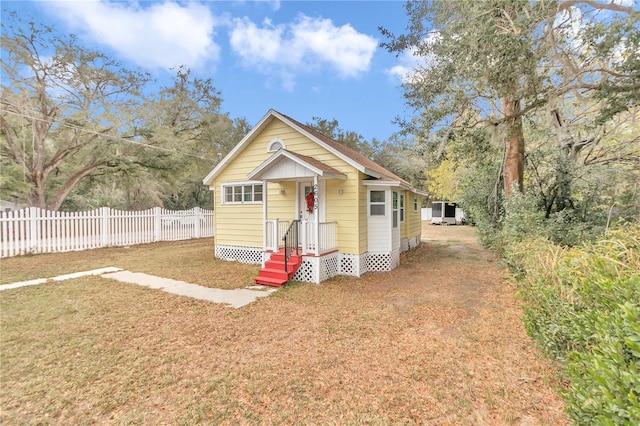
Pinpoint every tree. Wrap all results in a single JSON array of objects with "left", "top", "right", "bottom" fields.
[
  {"left": 369, "top": 134, "right": 428, "bottom": 189},
  {"left": 139, "top": 67, "right": 249, "bottom": 210},
  {"left": 1, "top": 14, "right": 151, "bottom": 210},
  {"left": 381, "top": 0, "right": 639, "bottom": 199},
  {"left": 1, "top": 15, "right": 246, "bottom": 211},
  {"left": 423, "top": 159, "right": 459, "bottom": 202},
  {"left": 306, "top": 116, "right": 374, "bottom": 158}
]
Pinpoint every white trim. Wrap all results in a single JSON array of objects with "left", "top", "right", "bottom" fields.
[
  {"left": 221, "top": 180, "right": 263, "bottom": 186},
  {"left": 392, "top": 191, "right": 399, "bottom": 229},
  {"left": 267, "top": 138, "right": 286, "bottom": 152},
  {"left": 247, "top": 149, "right": 346, "bottom": 181},
  {"left": 204, "top": 110, "right": 374, "bottom": 186},
  {"left": 363, "top": 179, "right": 413, "bottom": 190},
  {"left": 203, "top": 111, "right": 277, "bottom": 186},
  {"left": 262, "top": 178, "right": 268, "bottom": 266},
  {"left": 202, "top": 109, "right": 425, "bottom": 194},
  {"left": 221, "top": 181, "right": 264, "bottom": 205},
  {"left": 369, "top": 189, "right": 386, "bottom": 217}
]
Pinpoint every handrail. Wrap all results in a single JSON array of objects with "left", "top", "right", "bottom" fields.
[{"left": 282, "top": 219, "right": 300, "bottom": 272}]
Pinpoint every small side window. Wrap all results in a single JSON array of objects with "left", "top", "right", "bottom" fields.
[
  {"left": 370, "top": 190, "right": 385, "bottom": 216},
  {"left": 392, "top": 191, "right": 398, "bottom": 228}
]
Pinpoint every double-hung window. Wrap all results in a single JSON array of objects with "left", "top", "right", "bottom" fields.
[
  {"left": 399, "top": 194, "right": 405, "bottom": 223},
  {"left": 392, "top": 191, "right": 399, "bottom": 228},
  {"left": 370, "top": 190, "right": 386, "bottom": 216},
  {"left": 222, "top": 182, "right": 263, "bottom": 204}
]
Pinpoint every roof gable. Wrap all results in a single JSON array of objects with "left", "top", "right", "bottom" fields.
[
  {"left": 247, "top": 149, "right": 347, "bottom": 181},
  {"left": 203, "top": 109, "right": 412, "bottom": 189}
]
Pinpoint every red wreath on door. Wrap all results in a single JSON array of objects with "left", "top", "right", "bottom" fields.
[{"left": 306, "top": 191, "right": 315, "bottom": 213}]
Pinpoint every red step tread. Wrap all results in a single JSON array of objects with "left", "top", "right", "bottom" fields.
[{"left": 253, "top": 275, "right": 287, "bottom": 287}]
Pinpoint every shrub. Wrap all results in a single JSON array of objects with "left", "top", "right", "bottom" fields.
[{"left": 513, "top": 226, "right": 640, "bottom": 424}]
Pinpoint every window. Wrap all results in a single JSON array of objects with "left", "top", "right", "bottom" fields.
[
  {"left": 392, "top": 191, "right": 398, "bottom": 228},
  {"left": 267, "top": 138, "right": 286, "bottom": 152},
  {"left": 370, "top": 190, "right": 385, "bottom": 216},
  {"left": 222, "top": 182, "right": 263, "bottom": 204},
  {"left": 400, "top": 194, "right": 405, "bottom": 223},
  {"left": 414, "top": 196, "right": 418, "bottom": 212}
]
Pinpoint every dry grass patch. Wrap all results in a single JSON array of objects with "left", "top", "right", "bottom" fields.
[
  {"left": 1, "top": 228, "right": 568, "bottom": 424},
  {"left": 0, "top": 238, "right": 258, "bottom": 290}
]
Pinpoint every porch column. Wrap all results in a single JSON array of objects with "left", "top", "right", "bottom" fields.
[
  {"left": 262, "top": 179, "right": 267, "bottom": 267},
  {"left": 313, "top": 174, "right": 319, "bottom": 256}
]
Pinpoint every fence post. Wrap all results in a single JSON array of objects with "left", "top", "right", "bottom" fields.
[
  {"left": 154, "top": 207, "right": 161, "bottom": 242},
  {"left": 194, "top": 207, "right": 201, "bottom": 239},
  {"left": 29, "top": 207, "right": 38, "bottom": 254},
  {"left": 101, "top": 207, "right": 110, "bottom": 247}
]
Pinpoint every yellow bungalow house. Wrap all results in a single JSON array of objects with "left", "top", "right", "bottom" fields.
[{"left": 202, "top": 109, "right": 425, "bottom": 285}]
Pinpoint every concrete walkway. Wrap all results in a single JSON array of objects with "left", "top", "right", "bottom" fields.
[
  {"left": 1, "top": 267, "right": 278, "bottom": 309},
  {"left": 101, "top": 270, "right": 277, "bottom": 308}
]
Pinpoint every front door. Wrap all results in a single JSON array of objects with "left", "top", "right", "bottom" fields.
[{"left": 299, "top": 182, "right": 314, "bottom": 222}]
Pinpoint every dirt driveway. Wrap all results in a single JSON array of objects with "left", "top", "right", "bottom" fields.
[{"left": 330, "top": 224, "right": 570, "bottom": 424}]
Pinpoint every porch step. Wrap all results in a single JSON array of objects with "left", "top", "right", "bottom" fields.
[
  {"left": 254, "top": 275, "right": 289, "bottom": 287},
  {"left": 254, "top": 250, "right": 303, "bottom": 287}
]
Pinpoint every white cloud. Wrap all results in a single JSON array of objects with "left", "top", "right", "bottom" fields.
[
  {"left": 385, "top": 33, "right": 439, "bottom": 84},
  {"left": 385, "top": 49, "right": 420, "bottom": 84},
  {"left": 49, "top": 0, "right": 220, "bottom": 70},
  {"left": 229, "top": 14, "right": 377, "bottom": 89},
  {"left": 268, "top": 0, "right": 281, "bottom": 11}
]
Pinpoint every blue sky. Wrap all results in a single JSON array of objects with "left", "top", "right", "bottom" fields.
[{"left": 3, "top": 0, "right": 419, "bottom": 142}]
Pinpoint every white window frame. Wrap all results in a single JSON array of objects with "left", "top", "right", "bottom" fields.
[
  {"left": 267, "top": 138, "right": 286, "bottom": 152},
  {"left": 221, "top": 181, "right": 263, "bottom": 204},
  {"left": 369, "top": 190, "right": 386, "bottom": 216},
  {"left": 392, "top": 191, "right": 399, "bottom": 228},
  {"left": 400, "top": 193, "right": 405, "bottom": 223},
  {"left": 414, "top": 195, "right": 418, "bottom": 212}
]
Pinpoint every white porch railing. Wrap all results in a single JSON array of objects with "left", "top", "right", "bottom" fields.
[
  {"left": 264, "top": 219, "right": 337, "bottom": 255},
  {"left": 265, "top": 219, "right": 290, "bottom": 252},
  {"left": 300, "top": 220, "right": 337, "bottom": 255}
]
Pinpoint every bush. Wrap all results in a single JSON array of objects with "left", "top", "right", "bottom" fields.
[{"left": 512, "top": 226, "right": 640, "bottom": 424}]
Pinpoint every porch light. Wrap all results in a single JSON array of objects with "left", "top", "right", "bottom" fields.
[
  {"left": 338, "top": 187, "right": 344, "bottom": 195},
  {"left": 280, "top": 186, "right": 286, "bottom": 195}
]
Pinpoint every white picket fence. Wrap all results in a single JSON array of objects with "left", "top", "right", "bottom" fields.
[{"left": 0, "top": 206, "right": 214, "bottom": 258}]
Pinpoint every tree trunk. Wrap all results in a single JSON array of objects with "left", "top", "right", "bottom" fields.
[{"left": 502, "top": 98, "right": 525, "bottom": 197}]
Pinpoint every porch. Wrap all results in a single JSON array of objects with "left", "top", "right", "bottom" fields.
[{"left": 264, "top": 219, "right": 337, "bottom": 256}]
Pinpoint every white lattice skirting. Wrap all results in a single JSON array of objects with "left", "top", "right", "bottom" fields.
[
  {"left": 215, "top": 243, "right": 417, "bottom": 283},
  {"left": 215, "top": 244, "right": 263, "bottom": 264}
]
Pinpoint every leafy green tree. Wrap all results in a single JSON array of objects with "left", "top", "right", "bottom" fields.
[
  {"left": 306, "top": 117, "right": 428, "bottom": 188},
  {"left": 381, "top": 0, "right": 639, "bottom": 200},
  {"left": 1, "top": 14, "right": 151, "bottom": 210},
  {"left": 138, "top": 67, "right": 249, "bottom": 210},
  {"left": 1, "top": 15, "right": 246, "bottom": 211},
  {"left": 369, "top": 134, "right": 428, "bottom": 189},
  {"left": 306, "top": 116, "right": 374, "bottom": 158}
]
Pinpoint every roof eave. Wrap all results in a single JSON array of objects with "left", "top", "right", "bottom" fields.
[
  {"left": 272, "top": 111, "right": 371, "bottom": 175},
  {"left": 247, "top": 149, "right": 347, "bottom": 181},
  {"left": 202, "top": 110, "right": 278, "bottom": 186}
]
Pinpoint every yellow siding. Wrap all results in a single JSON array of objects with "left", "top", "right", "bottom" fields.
[
  {"left": 406, "top": 193, "right": 422, "bottom": 239},
  {"left": 324, "top": 174, "right": 361, "bottom": 254},
  {"left": 358, "top": 172, "right": 368, "bottom": 253},
  {"left": 268, "top": 181, "right": 296, "bottom": 222},
  {"left": 214, "top": 118, "right": 363, "bottom": 253}
]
